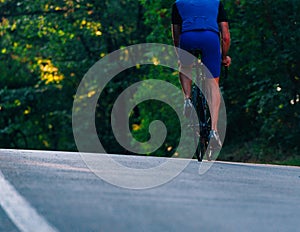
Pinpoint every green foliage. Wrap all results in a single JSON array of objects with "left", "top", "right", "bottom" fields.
[
  {"left": 139, "top": 0, "right": 173, "bottom": 43},
  {"left": 223, "top": 0, "right": 300, "bottom": 156},
  {"left": 0, "top": 0, "right": 299, "bottom": 162},
  {"left": 138, "top": 0, "right": 300, "bottom": 161},
  {"left": 129, "top": 65, "right": 184, "bottom": 157},
  {"left": 0, "top": 0, "right": 149, "bottom": 151}
]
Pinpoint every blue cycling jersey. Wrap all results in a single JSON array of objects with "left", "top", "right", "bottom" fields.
[{"left": 175, "top": 0, "right": 220, "bottom": 33}]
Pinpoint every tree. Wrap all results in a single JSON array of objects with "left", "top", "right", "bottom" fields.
[
  {"left": 222, "top": 0, "right": 300, "bottom": 161},
  {"left": 138, "top": 0, "right": 300, "bottom": 162},
  {"left": 0, "top": 0, "right": 149, "bottom": 151},
  {"left": 0, "top": 0, "right": 299, "bottom": 163}
]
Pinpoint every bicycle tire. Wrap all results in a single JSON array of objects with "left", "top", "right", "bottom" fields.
[
  {"left": 190, "top": 85, "right": 202, "bottom": 161},
  {"left": 191, "top": 85, "right": 212, "bottom": 161},
  {"left": 190, "top": 62, "right": 212, "bottom": 162},
  {"left": 200, "top": 88, "right": 212, "bottom": 161}
]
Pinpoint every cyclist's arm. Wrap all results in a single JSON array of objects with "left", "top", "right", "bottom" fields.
[
  {"left": 219, "top": 22, "right": 231, "bottom": 66},
  {"left": 171, "top": 3, "right": 182, "bottom": 57},
  {"left": 218, "top": 2, "right": 231, "bottom": 66},
  {"left": 171, "top": 24, "right": 181, "bottom": 48}
]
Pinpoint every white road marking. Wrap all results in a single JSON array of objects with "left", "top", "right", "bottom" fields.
[{"left": 0, "top": 170, "right": 58, "bottom": 232}]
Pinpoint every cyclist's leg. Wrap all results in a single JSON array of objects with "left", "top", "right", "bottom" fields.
[
  {"left": 200, "top": 31, "right": 221, "bottom": 132},
  {"left": 178, "top": 32, "right": 195, "bottom": 99},
  {"left": 178, "top": 64, "right": 194, "bottom": 117},
  {"left": 179, "top": 64, "right": 193, "bottom": 99},
  {"left": 206, "top": 78, "right": 221, "bottom": 132},
  {"left": 178, "top": 32, "right": 196, "bottom": 116}
]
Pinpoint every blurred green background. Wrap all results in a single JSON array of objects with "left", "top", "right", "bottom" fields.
[{"left": 0, "top": 0, "right": 299, "bottom": 165}]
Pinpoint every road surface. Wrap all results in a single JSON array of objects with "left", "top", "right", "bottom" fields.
[{"left": 0, "top": 149, "right": 299, "bottom": 232}]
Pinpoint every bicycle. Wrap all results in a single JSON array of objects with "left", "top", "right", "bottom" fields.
[{"left": 188, "top": 51, "right": 227, "bottom": 162}]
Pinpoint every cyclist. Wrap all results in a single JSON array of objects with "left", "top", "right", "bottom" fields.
[{"left": 171, "top": 0, "right": 231, "bottom": 148}]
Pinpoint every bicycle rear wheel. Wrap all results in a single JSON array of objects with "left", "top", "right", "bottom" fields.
[
  {"left": 191, "top": 85, "right": 211, "bottom": 162},
  {"left": 190, "top": 86, "right": 203, "bottom": 161},
  {"left": 199, "top": 91, "right": 211, "bottom": 161}
]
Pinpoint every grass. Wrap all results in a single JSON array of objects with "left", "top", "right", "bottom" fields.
[
  {"left": 271, "top": 158, "right": 300, "bottom": 166},
  {"left": 219, "top": 139, "right": 300, "bottom": 167}
]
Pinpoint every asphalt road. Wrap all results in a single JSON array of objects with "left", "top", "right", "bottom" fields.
[{"left": 0, "top": 149, "right": 299, "bottom": 232}]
